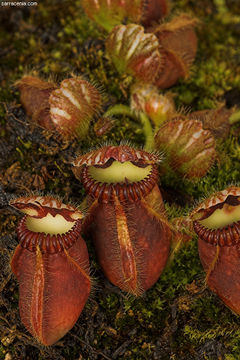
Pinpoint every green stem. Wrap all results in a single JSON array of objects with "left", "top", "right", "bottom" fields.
[
  {"left": 139, "top": 112, "right": 154, "bottom": 151},
  {"left": 103, "top": 104, "right": 155, "bottom": 151},
  {"left": 229, "top": 110, "right": 240, "bottom": 124},
  {"left": 103, "top": 104, "right": 136, "bottom": 119}
]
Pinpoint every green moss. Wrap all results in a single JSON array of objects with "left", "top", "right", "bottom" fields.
[
  {"left": 1, "top": 0, "right": 240, "bottom": 359},
  {"left": 0, "top": 345, "right": 5, "bottom": 360}
]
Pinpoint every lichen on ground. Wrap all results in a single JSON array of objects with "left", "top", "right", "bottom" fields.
[{"left": 1, "top": 0, "right": 240, "bottom": 359}]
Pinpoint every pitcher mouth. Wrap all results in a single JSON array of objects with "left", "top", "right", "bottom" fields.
[
  {"left": 81, "top": 160, "right": 159, "bottom": 203},
  {"left": 10, "top": 195, "right": 84, "bottom": 253},
  {"left": 72, "top": 145, "right": 161, "bottom": 203},
  {"left": 17, "top": 215, "right": 82, "bottom": 254},
  {"left": 191, "top": 188, "right": 240, "bottom": 247}
]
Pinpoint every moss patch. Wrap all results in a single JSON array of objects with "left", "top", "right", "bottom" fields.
[{"left": 1, "top": 0, "right": 240, "bottom": 359}]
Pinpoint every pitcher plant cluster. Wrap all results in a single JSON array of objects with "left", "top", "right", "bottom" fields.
[{"left": 5, "top": 0, "right": 240, "bottom": 347}]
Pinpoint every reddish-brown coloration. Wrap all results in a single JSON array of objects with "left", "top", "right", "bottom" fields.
[
  {"left": 49, "top": 78, "right": 102, "bottom": 139},
  {"left": 16, "top": 215, "right": 83, "bottom": 253},
  {"left": 130, "top": 83, "right": 175, "bottom": 127},
  {"left": 189, "top": 106, "right": 233, "bottom": 139},
  {"left": 72, "top": 145, "right": 171, "bottom": 295},
  {"left": 106, "top": 24, "right": 162, "bottom": 83},
  {"left": 84, "top": 186, "right": 170, "bottom": 295},
  {"left": 198, "top": 239, "right": 240, "bottom": 314},
  {"left": 15, "top": 76, "right": 57, "bottom": 130},
  {"left": 82, "top": 0, "right": 169, "bottom": 32},
  {"left": 80, "top": 163, "right": 159, "bottom": 203},
  {"left": 191, "top": 187, "right": 240, "bottom": 314},
  {"left": 106, "top": 15, "right": 198, "bottom": 88},
  {"left": 152, "top": 14, "right": 198, "bottom": 89},
  {"left": 154, "top": 119, "right": 216, "bottom": 178},
  {"left": 141, "top": 0, "right": 170, "bottom": 27},
  {"left": 171, "top": 216, "right": 194, "bottom": 245},
  {"left": 10, "top": 196, "right": 91, "bottom": 346},
  {"left": 73, "top": 144, "right": 160, "bottom": 168},
  {"left": 16, "top": 76, "right": 102, "bottom": 139},
  {"left": 94, "top": 116, "right": 115, "bottom": 136},
  {"left": 82, "top": 0, "right": 142, "bottom": 32}
]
